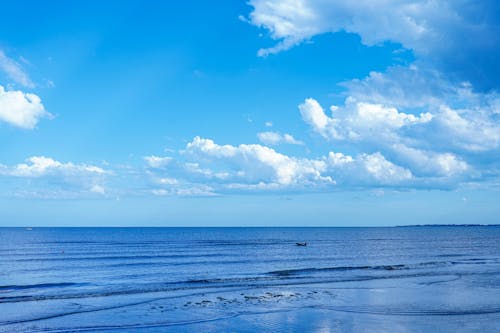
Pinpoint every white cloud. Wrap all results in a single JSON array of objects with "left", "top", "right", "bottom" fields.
[
  {"left": 0, "top": 50, "right": 34, "bottom": 88},
  {"left": 326, "top": 150, "right": 413, "bottom": 186},
  {"left": 0, "top": 156, "right": 108, "bottom": 197},
  {"left": 341, "top": 65, "right": 450, "bottom": 109},
  {"left": 90, "top": 184, "right": 106, "bottom": 194},
  {"left": 175, "top": 185, "right": 217, "bottom": 197},
  {"left": 361, "top": 152, "right": 413, "bottom": 184},
  {"left": 339, "top": 66, "right": 500, "bottom": 154},
  {"left": 151, "top": 185, "right": 217, "bottom": 197},
  {"left": 299, "top": 98, "right": 343, "bottom": 139},
  {"left": 0, "top": 85, "right": 51, "bottom": 129},
  {"left": 299, "top": 93, "right": 500, "bottom": 154},
  {"left": 328, "top": 152, "right": 353, "bottom": 166},
  {"left": 248, "top": 0, "right": 441, "bottom": 56},
  {"left": 338, "top": 66, "right": 500, "bottom": 155},
  {"left": 144, "top": 155, "right": 173, "bottom": 168},
  {"left": 139, "top": 132, "right": 481, "bottom": 193},
  {"left": 184, "top": 162, "right": 230, "bottom": 180},
  {"left": 246, "top": 0, "right": 499, "bottom": 188},
  {"left": 342, "top": 65, "right": 500, "bottom": 117},
  {"left": 257, "top": 131, "right": 303, "bottom": 145},
  {"left": 247, "top": 0, "right": 500, "bottom": 90},
  {"left": 353, "top": 101, "right": 432, "bottom": 132},
  {"left": 6, "top": 156, "right": 105, "bottom": 178},
  {"left": 436, "top": 106, "right": 500, "bottom": 152},
  {"left": 180, "top": 137, "right": 422, "bottom": 190},
  {"left": 299, "top": 97, "right": 432, "bottom": 142},
  {"left": 391, "top": 144, "right": 468, "bottom": 177},
  {"left": 158, "top": 177, "right": 179, "bottom": 185},
  {"left": 184, "top": 136, "right": 331, "bottom": 187},
  {"left": 298, "top": 97, "right": 487, "bottom": 185}
]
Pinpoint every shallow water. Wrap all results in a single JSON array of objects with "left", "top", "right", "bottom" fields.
[{"left": 0, "top": 227, "right": 499, "bottom": 332}]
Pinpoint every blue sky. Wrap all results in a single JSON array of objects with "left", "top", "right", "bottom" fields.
[{"left": 0, "top": 0, "right": 499, "bottom": 226}]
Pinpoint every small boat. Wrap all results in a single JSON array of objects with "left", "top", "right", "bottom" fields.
[
  {"left": 25, "top": 227, "right": 33, "bottom": 231},
  {"left": 296, "top": 242, "right": 307, "bottom": 246}
]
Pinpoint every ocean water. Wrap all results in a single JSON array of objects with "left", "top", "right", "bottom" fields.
[{"left": 0, "top": 227, "right": 499, "bottom": 332}]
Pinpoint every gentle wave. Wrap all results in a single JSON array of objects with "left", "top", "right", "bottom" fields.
[
  {"left": 315, "top": 304, "right": 500, "bottom": 316},
  {"left": 268, "top": 261, "right": 454, "bottom": 276},
  {"left": 0, "top": 271, "right": 479, "bottom": 304},
  {"left": 0, "top": 282, "right": 83, "bottom": 291},
  {"left": 268, "top": 258, "right": 500, "bottom": 276},
  {"left": 1, "top": 258, "right": 496, "bottom": 304}
]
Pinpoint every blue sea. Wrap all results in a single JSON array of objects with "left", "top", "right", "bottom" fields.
[{"left": 0, "top": 227, "right": 499, "bottom": 332}]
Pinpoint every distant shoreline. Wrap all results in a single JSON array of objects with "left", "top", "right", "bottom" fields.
[
  {"left": 2, "top": 224, "right": 500, "bottom": 228},
  {"left": 396, "top": 224, "right": 500, "bottom": 227}
]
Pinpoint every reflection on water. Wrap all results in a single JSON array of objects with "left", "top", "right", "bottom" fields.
[{"left": 0, "top": 226, "right": 499, "bottom": 332}]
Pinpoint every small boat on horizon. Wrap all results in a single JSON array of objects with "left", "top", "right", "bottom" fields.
[
  {"left": 25, "top": 227, "right": 33, "bottom": 231},
  {"left": 296, "top": 242, "right": 307, "bottom": 246}
]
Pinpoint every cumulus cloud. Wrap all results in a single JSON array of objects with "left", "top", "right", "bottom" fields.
[
  {"left": 360, "top": 152, "right": 413, "bottom": 184},
  {"left": 341, "top": 65, "right": 500, "bottom": 114},
  {"left": 257, "top": 131, "right": 303, "bottom": 145},
  {"left": 247, "top": 0, "right": 500, "bottom": 186},
  {"left": 0, "top": 50, "right": 34, "bottom": 88},
  {"left": 435, "top": 106, "right": 500, "bottom": 152},
  {"left": 326, "top": 150, "right": 413, "bottom": 186},
  {"left": 137, "top": 131, "right": 484, "bottom": 194},
  {"left": 3, "top": 142, "right": 468, "bottom": 198},
  {"left": 298, "top": 98, "right": 341, "bottom": 139},
  {"left": 325, "top": 148, "right": 471, "bottom": 188},
  {"left": 390, "top": 144, "right": 468, "bottom": 178},
  {"left": 5, "top": 156, "right": 106, "bottom": 177},
  {"left": 0, "top": 156, "right": 108, "bottom": 198},
  {"left": 307, "top": 88, "right": 499, "bottom": 149},
  {"left": 247, "top": 0, "right": 500, "bottom": 90},
  {"left": 248, "top": 0, "right": 450, "bottom": 54},
  {"left": 336, "top": 66, "right": 500, "bottom": 153},
  {"left": 0, "top": 85, "right": 51, "bottom": 129},
  {"left": 144, "top": 155, "right": 173, "bottom": 169},
  {"left": 341, "top": 65, "right": 452, "bottom": 109},
  {"left": 298, "top": 96, "right": 494, "bottom": 184},
  {"left": 184, "top": 136, "right": 330, "bottom": 187},
  {"left": 179, "top": 136, "right": 457, "bottom": 189},
  {"left": 299, "top": 97, "right": 432, "bottom": 142}
]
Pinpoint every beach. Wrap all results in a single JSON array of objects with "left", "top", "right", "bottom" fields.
[{"left": 0, "top": 227, "right": 499, "bottom": 332}]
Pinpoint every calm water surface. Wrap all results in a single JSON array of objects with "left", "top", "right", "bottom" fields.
[{"left": 0, "top": 227, "right": 499, "bottom": 332}]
